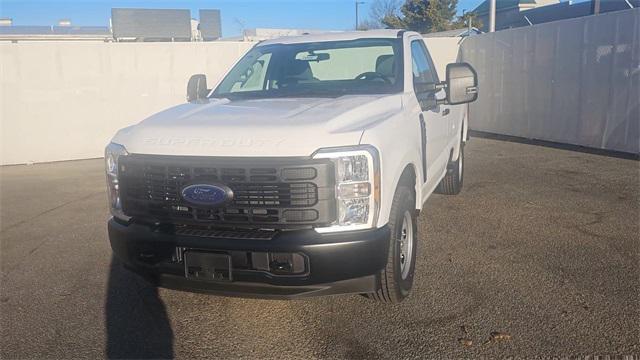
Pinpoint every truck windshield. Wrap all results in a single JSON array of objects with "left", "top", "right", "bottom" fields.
[{"left": 212, "top": 38, "right": 403, "bottom": 100}]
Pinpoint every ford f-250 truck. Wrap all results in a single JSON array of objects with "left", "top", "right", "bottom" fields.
[{"left": 106, "top": 30, "right": 478, "bottom": 303}]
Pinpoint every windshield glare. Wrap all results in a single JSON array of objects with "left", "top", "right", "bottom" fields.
[{"left": 212, "top": 38, "right": 403, "bottom": 100}]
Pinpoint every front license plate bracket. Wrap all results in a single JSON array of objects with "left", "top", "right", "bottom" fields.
[{"left": 184, "top": 251, "right": 232, "bottom": 282}]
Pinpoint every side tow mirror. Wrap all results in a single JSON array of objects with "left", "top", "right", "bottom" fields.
[
  {"left": 187, "top": 74, "right": 210, "bottom": 103},
  {"left": 445, "top": 63, "right": 478, "bottom": 105},
  {"left": 414, "top": 81, "right": 444, "bottom": 110}
]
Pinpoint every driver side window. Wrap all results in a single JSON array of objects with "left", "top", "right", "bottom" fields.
[{"left": 411, "top": 40, "right": 437, "bottom": 85}]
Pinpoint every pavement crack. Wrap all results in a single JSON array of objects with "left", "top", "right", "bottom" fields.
[
  {"left": 0, "top": 191, "right": 104, "bottom": 234},
  {"left": 1, "top": 191, "right": 104, "bottom": 281}
]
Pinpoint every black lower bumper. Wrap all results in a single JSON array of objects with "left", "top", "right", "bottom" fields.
[{"left": 108, "top": 219, "right": 390, "bottom": 299}]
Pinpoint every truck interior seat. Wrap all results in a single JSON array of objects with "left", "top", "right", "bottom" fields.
[
  {"left": 279, "top": 60, "right": 315, "bottom": 86},
  {"left": 375, "top": 54, "right": 395, "bottom": 82}
]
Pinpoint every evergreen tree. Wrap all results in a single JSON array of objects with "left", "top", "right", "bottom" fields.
[{"left": 382, "top": 0, "right": 459, "bottom": 33}]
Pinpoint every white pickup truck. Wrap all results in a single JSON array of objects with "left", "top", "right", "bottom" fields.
[{"left": 106, "top": 30, "right": 478, "bottom": 303}]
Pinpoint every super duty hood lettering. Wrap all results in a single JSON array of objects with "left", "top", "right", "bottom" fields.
[{"left": 142, "top": 137, "right": 287, "bottom": 148}]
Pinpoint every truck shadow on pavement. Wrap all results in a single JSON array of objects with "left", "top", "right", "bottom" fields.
[{"left": 105, "top": 256, "right": 174, "bottom": 359}]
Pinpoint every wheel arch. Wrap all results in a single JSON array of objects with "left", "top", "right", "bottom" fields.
[
  {"left": 462, "top": 103, "right": 469, "bottom": 143},
  {"left": 377, "top": 160, "right": 421, "bottom": 228},
  {"left": 394, "top": 163, "right": 420, "bottom": 212},
  {"left": 452, "top": 107, "right": 468, "bottom": 161}
]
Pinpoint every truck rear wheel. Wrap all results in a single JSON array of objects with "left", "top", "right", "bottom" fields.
[
  {"left": 367, "top": 186, "right": 417, "bottom": 303},
  {"left": 437, "top": 136, "right": 464, "bottom": 195}
]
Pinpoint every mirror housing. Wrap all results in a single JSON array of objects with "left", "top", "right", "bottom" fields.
[
  {"left": 187, "top": 74, "right": 210, "bottom": 103},
  {"left": 445, "top": 63, "right": 478, "bottom": 105}
]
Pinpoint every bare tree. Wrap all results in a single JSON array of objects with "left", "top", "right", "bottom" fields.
[
  {"left": 357, "top": 19, "right": 382, "bottom": 30},
  {"left": 234, "top": 18, "right": 247, "bottom": 34},
  {"left": 368, "top": 0, "right": 403, "bottom": 28}
]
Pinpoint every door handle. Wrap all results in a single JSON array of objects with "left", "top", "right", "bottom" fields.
[{"left": 442, "top": 108, "right": 450, "bottom": 116}]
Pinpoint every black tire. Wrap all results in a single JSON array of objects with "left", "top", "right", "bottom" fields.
[
  {"left": 367, "top": 186, "right": 418, "bottom": 303},
  {"left": 437, "top": 137, "right": 464, "bottom": 195}
]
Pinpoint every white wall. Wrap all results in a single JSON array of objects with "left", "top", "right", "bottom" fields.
[
  {"left": 0, "top": 41, "right": 254, "bottom": 165},
  {"left": 423, "top": 37, "right": 463, "bottom": 79}
]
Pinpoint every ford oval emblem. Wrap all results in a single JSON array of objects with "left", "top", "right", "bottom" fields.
[{"left": 180, "top": 183, "right": 233, "bottom": 207}]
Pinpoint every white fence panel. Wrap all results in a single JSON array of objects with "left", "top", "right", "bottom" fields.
[{"left": 462, "top": 8, "right": 639, "bottom": 154}]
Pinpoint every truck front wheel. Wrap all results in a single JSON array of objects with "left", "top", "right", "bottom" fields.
[{"left": 367, "top": 186, "right": 417, "bottom": 303}]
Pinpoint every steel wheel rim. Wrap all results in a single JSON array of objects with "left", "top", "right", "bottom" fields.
[{"left": 399, "top": 210, "right": 414, "bottom": 279}]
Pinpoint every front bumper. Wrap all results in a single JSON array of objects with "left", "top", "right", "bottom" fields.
[{"left": 108, "top": 219, "right": 390, "bottom": 299}]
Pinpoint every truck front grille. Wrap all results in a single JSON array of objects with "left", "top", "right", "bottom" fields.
[{"left": 118, "top": 155, "right": 336, "bottom": 229}]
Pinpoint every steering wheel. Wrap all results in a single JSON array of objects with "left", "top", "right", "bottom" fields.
[{"left": 354, "top": 71, "right": 391, "bottom": 84}]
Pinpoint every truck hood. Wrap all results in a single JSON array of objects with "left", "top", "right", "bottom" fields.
[{"left": 112, "top": 94, "right": 403, "bottom": 157}]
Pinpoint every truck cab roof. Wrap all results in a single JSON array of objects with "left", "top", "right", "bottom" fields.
[{"left": 258, "top": 29, "right": 412, "bottom": 46}]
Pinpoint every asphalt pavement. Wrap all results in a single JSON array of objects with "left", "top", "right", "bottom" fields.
[{"left": 1, "top": 137, "right": 638, "bottom": 358}]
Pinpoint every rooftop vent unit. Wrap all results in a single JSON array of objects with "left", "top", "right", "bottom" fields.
[{"left": 111, "top": 8, "right": 191, "bottom": 42}]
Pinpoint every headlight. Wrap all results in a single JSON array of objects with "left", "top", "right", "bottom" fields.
[
  {"left": 313, "top": 145, "right": 380, "bottom": 233},
  {"left": 105, "top": 142, "right": 130, "bottom": 222}
]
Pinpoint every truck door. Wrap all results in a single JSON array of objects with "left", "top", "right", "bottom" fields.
[{"left": 409, "top": 37, "right": 451, "bottom": 192}]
